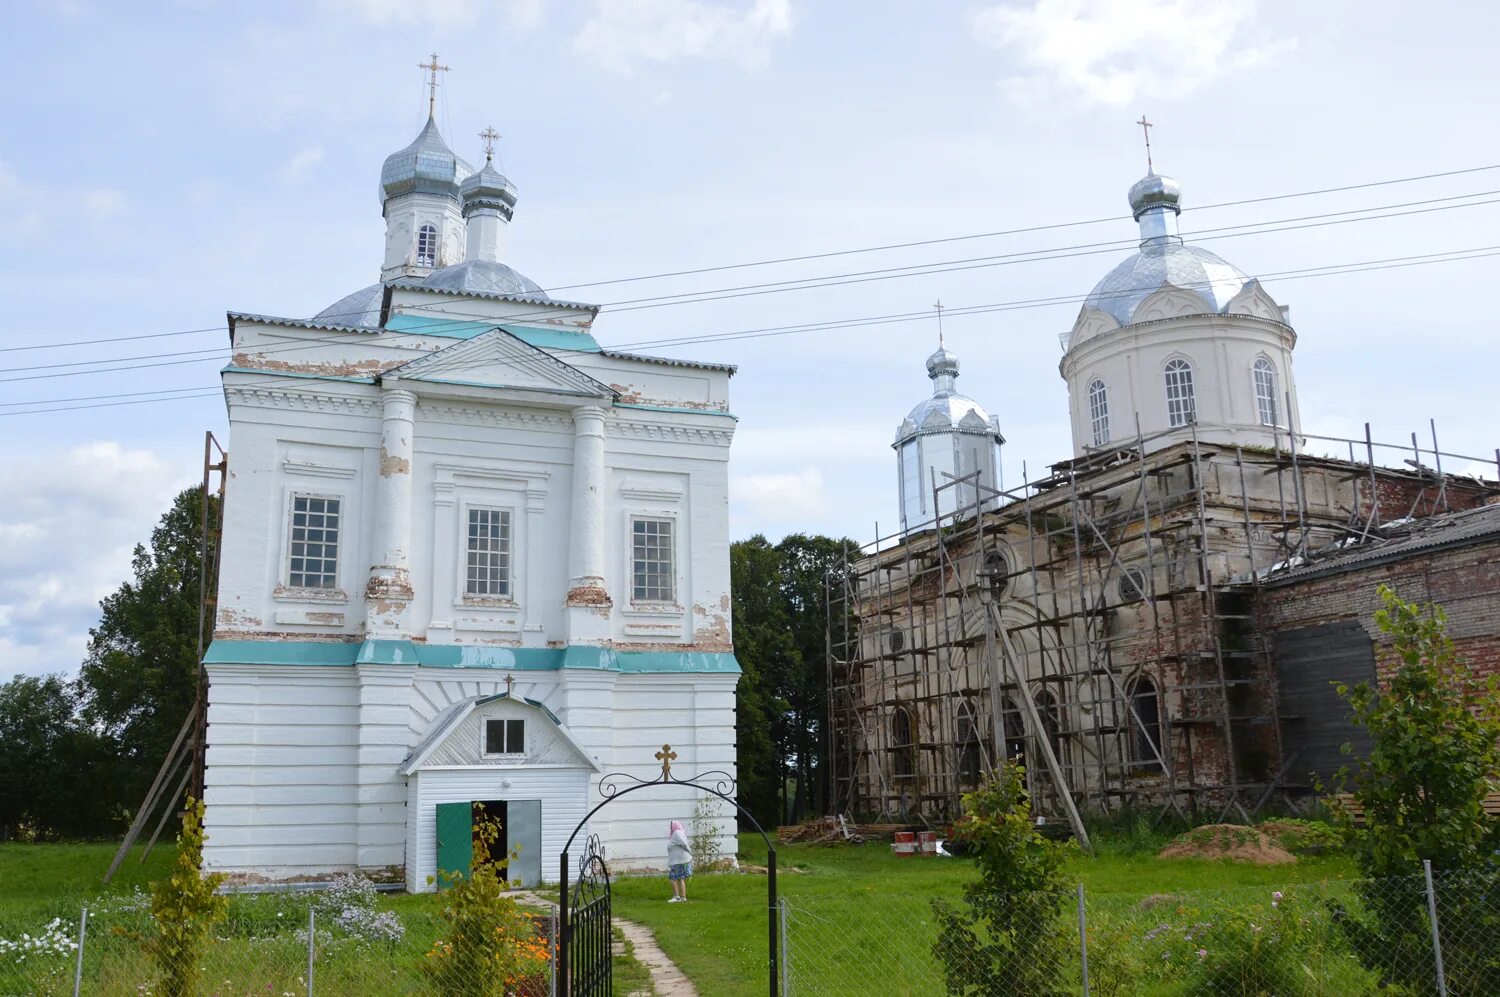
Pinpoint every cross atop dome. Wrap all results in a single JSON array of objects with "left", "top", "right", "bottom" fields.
[{"left": 419, "top": 52, "right": 449, "bottom": 118}]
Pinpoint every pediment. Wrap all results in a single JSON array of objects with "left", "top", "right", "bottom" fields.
[
  {"left": 957, "top": 410, "right": 990, "bottom": 431},
  {"left": 389, "top": 328, "right": 615, "bottom": 400},
  {"left": 1068, "top": 306, "right": 1121, "bottom": 349},
  {"left": 1134, "top": 285, "right": 1213, "bottom": 323},
  {"left": 399, "top": 694, "right": 602, "bottom": 774},
  {"left": 1225, "top": 279, "right": 1284, "bottom": 322}
]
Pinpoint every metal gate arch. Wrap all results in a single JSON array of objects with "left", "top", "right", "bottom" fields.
[{"left": 558, "top": 744, "right": 780, "bottom": 996}]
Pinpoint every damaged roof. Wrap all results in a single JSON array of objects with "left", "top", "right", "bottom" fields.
[{"left": 1259, "top": 503, "right": 1500, "bottom": 586}]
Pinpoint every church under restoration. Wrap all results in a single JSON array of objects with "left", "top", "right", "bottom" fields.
[
  {"left": 202, "top": 93, "right": 739, "bottom": 888},
  {"left": 830, "top": 166, "right": 1500, "bottom": 832}
]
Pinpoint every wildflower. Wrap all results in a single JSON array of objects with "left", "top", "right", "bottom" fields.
[{"left": 1196, "top": 948, "right": 1208, "bottom": 959}]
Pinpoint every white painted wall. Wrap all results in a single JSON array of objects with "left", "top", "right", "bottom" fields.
[{"left": 1059, "top": 284, "right": 1300, "bottom": 456}]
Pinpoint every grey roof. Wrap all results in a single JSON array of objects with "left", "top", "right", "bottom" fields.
[
  {"left": 1085, "top": 241, "right": 1252, "bottom": 327},
  {"left": 1260, "top": 503, "right": 1500, "bottom": 586},
  {"left": 389, "top": 276, "right": 596, "bottom": 311},
  {"left": 423, "top": 260, "right": 547, "bottom": 298},
  {"left": 311, "top": 283, "right": 386, "bottom": 329},
  {"left": 380, "top": 116, "right": 473, "bottom": 202},
  {"left": 460, "top": 161, "right": 518, "bottom": 217},
  {"left": 227, "top": 310, "right": 378, "bottom": 336},
  {"left": 598, "top": 348, "right": 737, "bottom": 374}
]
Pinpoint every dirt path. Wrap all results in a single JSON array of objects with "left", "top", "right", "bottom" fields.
[{"left": 510, "top": 889, "right": 698, "bottom": 997}]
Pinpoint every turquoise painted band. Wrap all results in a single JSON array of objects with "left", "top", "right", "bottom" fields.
[{"left": 204, "top": 639, "right": 741, "bottom": 674}]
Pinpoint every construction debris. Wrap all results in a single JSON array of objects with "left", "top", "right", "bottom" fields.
[{"left": 777, "top": 814, "right": 865, "bottom": 845}]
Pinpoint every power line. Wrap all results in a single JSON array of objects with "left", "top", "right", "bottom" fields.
[
  {"left": 6, "top": 160, "right": 1500, "bottom": 355},
  {"left": 3, "top": 242, "right": 1495, "bottom": 418},
  {"left": 7, "top": 187, "right": 1500, "bottom": 382}
]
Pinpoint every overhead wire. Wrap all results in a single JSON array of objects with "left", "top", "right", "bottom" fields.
[
  {"left": 5, "top": 160, "right": 1500, "bottom": 355},
  {"left": 3, "top": 241, "right": 1496, "bottom": 418}
]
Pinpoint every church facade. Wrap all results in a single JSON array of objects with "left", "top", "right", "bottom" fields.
[{"left": 203, "top": 105, "right": 738, "bottom": 888}]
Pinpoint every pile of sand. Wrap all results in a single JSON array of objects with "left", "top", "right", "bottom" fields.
[{"left": 1157, "top": 824, "right": 1297, "bottom": 865}]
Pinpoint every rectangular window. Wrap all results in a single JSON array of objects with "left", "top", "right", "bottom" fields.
[
  {"left": 1164, "top": 360, "right": 1196, "bottom": 428},
  {"left": 465, "top": 508, "right": 512, "bottom": 597},
  {"left": 631, "top": 517, "right": 676, "bottom": 603},
  {"left": 484, "top": 718, "right": 525, "bottom": 755},
  {"left": 1254, "top": 360, "right": 1279, "bottom": 427},
  {"left": 288, "top": 495, "right": 340, "bottom": 589}
]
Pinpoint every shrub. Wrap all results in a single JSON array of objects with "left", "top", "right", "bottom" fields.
[
  {"left": 1328, "top": 586, "right": 1500, "bottom": 992},
  {"left": 1143, "top": 888, "right": 1335, "bottom": 995},
  {"left": 689, "top": 794, "right": 724, "bottom": 870},
  {"left": 130, "top": 797, "right": 228, "bottom": 997},
  {"left": 424, "top": 805, "right": 550, "bottom": 996},
  {"left": 930, "top": 763, "right": 1071, "bottom": 996}
]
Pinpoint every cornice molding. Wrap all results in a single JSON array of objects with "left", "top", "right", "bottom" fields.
[
  {"left": 225, "top": 385, "right": 380, "bottom": 416},
  {"left": 606, "top": 419, "right": 735, "bottom": 447}
]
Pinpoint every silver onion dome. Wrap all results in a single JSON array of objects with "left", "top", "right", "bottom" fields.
[
  {"left": 380, "top": 116, "right": 474, "bottom": 202},
  {"left": 460, "top": 162, "right": 518, "bottom": 221},
  {"left": 422, "top": 260, "right": 547, "bottom": 298},
  {"left": 896, "top": 347, "right": 1001, "bottom": 443},
  {"left": 1082, "top": 172, "right": 1252, "bottom": 328}
]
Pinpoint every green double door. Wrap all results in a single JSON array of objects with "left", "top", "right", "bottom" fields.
[{"left": 436, "top": 798, "right": 543, "bottom": 888}]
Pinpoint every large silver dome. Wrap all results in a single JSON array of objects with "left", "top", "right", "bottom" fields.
[
  {"left": 380, "top": 116, "right": 473, "bottom": 202},
  {"left": 896, "top": 347, "right": 999, "bottom": 442},
  {"left": 1085, "top": 242, "right": 1251, "bottom": 327},
  {"left": 310, "top": 261, "right": 550, "bottom": 330},
  {"left": 1084, "top": 171, "right": 1251, "bottom": 328}
]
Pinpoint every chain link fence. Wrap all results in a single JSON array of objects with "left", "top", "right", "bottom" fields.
[
  {"left": 0, "top": 884, "right": 559, "bottom": 997},
  {"left": 780, "top": 864, "right": 1499, "bottom": 996}
]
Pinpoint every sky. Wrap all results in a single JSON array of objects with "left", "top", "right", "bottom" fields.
[{"left": 4, "top": 0, "right": 1500, "bottom": 681}]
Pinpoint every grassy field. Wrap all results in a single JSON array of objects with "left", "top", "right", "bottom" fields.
[
  {"left": 604, "top": 832, "right": 1363, "bottom": 996},
  {"left": 2, "top": 831, "right": 1371, "bottom": 996}
]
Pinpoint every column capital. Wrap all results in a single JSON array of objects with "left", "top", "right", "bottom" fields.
[
  {"left": 572, "top": 404, "right": 610, "bottom": 426},
  {"left": 380, "top": 384, "right": 419, "bottom": 408}
]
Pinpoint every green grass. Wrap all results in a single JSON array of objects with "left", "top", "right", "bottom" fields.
[
  {"left": 0, "top": 842, "right": 173, "bottom": 931},
  {"left": 605, "top": 833, "right": 1364, "bottom": 997}
]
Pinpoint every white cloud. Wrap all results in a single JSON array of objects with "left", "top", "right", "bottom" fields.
[
  {"left": 970, "top": 0, "right": 1295, "bottom": 107},
  {"left": 0, "top": 443, "right": 187, "bottom": 682},
  {"left": 732, "top": 467, "right": 828, "bottom": 524},
  {"left": 574, "top": 0, "right": 793, "bottom": 75},
  {"left": 276, "top": 146, "right": 325, "bottom": 185},
  {"left": 321, "top": 0, "right": 542, "bottom": 29}
]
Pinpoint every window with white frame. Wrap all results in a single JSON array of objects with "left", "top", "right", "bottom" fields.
[
  {"left": 416, "top": 224, "right": 438, "bottom": 267},
  {"left": 288, "top": 495, "right": 340, "bottom": 589},
  {"left": 631, "top": 518, "right": 675, "bottom": 603},
  {"left": 465, "top": 508, "right": 512, "bottom": 597},
  {"left": 1087, "top": 378, "right": 1110, "bottom": 446},
  {"left": 1164, "top": 358, "right": 1197, "bottom": 428},
  {"left": 484, "top": 717, "right": 525, "bottom": 755},
  {"left": 1254, "top": 357, "right": 1279, "bottom": 427}
]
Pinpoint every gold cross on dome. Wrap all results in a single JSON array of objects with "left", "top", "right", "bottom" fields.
[
  {"left": 655, "top": 744, "right": 678, "bottom": 780},
  {"left": 419, "top": 53, "right": 450, "bottom": 117},
  {"left": 1136, "top": 114, "right": 1154, "bottom": 170},
  {"left": 479, "top": 126, "right": 500, "bottom": 163}
]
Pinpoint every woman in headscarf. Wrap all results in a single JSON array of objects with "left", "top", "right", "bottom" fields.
[{"left": 666, "top": 820, "right": 692, "bottom": 902}]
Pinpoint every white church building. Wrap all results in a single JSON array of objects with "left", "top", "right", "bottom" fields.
[{"left": 202, "top": 94, "right": 739, "bottom": 890}]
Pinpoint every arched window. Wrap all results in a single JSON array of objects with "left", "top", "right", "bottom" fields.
[
  {"left": 891, "top": 706, "right": 916, "bottom": 778},
  {"left": 956, "top": 699, "right": 983, "bottom": 786},
  {"left": 416, "top": 224, "right": 439, "bottom": 267},
  {"left": 982, "top": 548, "right": 1009, "bottom": 598},
  {"left": 1126, "top": 675, "right": 1162, "bottom": 771},
  {"left": 1087, "top": 378, "right": 1110, "bottom": 446},
  {"left": 1034, "top": 688, "right": 1063, "bottom": 761},
  {"left": 1000, "top": 696, "right": 1026, "bottom": 764},
  {"left": 1163, "top": 358, "right": 1196, "bottom": 428},
  {"left": 1254, "top": 357, "right": 1279, "bottom": 427}
]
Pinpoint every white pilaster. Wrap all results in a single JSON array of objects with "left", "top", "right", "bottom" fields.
[
  {"left": 565, "top": 405, "right": 611, "bottom": 642},
  {"left": 523, "top": 485, "right": 547, "bottom": 647},
  {"left": 366, "top": 384, "right": 417, "bottom": 638},
  {"left": 354, "top": 664, "right": 414, "bottom": 868}
]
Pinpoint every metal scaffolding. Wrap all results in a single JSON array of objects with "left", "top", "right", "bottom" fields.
[{"left": 826, "top": 421, "right": 1500, "bottom": 832}]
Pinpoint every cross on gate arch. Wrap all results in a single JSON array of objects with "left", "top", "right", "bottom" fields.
[{"left": 558, "top": 744, "right": 780, "bottom": 996}]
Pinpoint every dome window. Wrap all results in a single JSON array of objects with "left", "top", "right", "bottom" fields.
[
  {"left": 1254, "top": 357, "right": 1279, "bottom": 427},
  {"left": 416, "top": 224, "right": 439, "bottom": 267},
  {"left": 1087, "top": 379, "right": 1110, "bottom": 447},
  {"left": 981, "top": 549, "right": 1009, "bottom": 598},
  {"left": 1119, "top": 567, "right": 1148, "bottom": 605},
  {"left": 1163, "top": 358, "right": 1196, "bottom": 428}
]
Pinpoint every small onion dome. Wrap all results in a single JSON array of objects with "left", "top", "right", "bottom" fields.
[
  {"left": 459, "top": 161, "right": 519, "bottom": 221},
  {"left": 1127, "top": 171, "right": 1181, "bottom": 220},
  {"left": 925, "top": 346, "right": 960, "bottom": 379},
  {"left": 380, "top": 116, "right": 473, "bottom": 202}
]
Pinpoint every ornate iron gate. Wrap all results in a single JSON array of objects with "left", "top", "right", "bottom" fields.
[
  {"left": 559, "top": 743, "right": 780, "bottom": 996},
  {"left": 566, "top": 834, "right": 612, "bottom": 996}
]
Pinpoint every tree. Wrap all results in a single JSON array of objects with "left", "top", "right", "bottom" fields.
[
  {"left": 0, "top": 674, "right": 119, "bottom": 839},
  {"left": 1331, "top": 585, "right": 1500, "bottom": 992},
  {"left": 729, "top": 533, "right": 854, "bottom": 828},
  {"left": 80, "top": 486, "right": 211, "bottom": 804},
  {"left": 930, "top": 764, "right": 1071, "bottom": 996}
]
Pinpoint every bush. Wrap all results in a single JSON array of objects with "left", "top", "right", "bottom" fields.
[
  {"left": 930, "top": 764, "right": 1071, "bottom": 996},
  {"left": 689, "top": 794, "right": 724, "bottom": 870},
  {"left": 424, "top": 805, "right": 550, "bottom": 996},
  {"left": 130, "top": 798, "right": 227, "bottom": 997}
]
